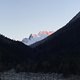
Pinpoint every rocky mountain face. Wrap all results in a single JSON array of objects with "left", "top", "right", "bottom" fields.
[{"left": 22, "top": 31, "right": 53, "bottom": 46}]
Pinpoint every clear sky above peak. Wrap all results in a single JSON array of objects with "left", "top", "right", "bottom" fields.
[{"left": 0, "top": 0, "right": 80, "bottom": 40}]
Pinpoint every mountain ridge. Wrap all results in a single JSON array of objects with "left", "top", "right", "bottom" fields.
[
  {"left": 0, "top": 12, "right": 80, "bottom": 76},
  {"left": 22, "top": 31, "right": 53, "bottom": 46}
]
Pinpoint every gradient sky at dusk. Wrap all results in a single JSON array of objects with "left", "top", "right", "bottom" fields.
[{"left": 0, "top": 0, "right": 80, "bottom": 40}]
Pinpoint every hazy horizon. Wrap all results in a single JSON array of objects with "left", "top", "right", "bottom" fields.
[{"left": 0, "top": 0, "right": 80, "bottom": 40}]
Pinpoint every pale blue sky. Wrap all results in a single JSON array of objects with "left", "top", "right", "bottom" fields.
[{"left": 0, "top": 0, "right": 80, "bottom": 40}]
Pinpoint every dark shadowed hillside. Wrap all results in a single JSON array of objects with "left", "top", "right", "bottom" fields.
[
  {"left": 0, "top": 35, "right": 37, "bottom": 72},
  {"left": 33, "top": 12, "right": 80, "bottom": 75}
]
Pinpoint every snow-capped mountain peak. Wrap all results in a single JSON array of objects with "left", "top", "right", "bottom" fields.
[{"left": 22, "top": 31, "right": 53, "bottom": 45}]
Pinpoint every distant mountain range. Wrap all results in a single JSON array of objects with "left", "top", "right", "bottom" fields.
[
  {"left": 0, "top": 12, "right": 80, "bottom": 76},
  {"left": 22, "top": 31, "right": 53, "bottom": 46}
]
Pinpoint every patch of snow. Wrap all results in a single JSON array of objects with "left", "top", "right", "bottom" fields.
[{"left": 0, "top": 69, "right": 80, "bottom": 80}]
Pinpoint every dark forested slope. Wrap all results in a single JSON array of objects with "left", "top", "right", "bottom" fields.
[
  {"left": 0, "top": 35, "right": 36, "bottom": 72},
  {"left": 34, "top": 12, "right": 80, "bottom": 75}
]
